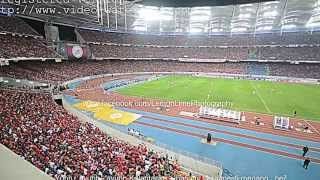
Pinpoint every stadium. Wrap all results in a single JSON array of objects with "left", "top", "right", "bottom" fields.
[{"left": 0, "top": 0, "right": 320, "bottom": 179}]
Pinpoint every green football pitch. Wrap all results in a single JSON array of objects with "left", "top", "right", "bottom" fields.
[{"left": 116, "top": 75, "right": 320, "bottom": 121}]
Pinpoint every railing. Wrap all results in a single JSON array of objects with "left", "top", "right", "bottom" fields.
[{"left": 155, "top": 141, "right": 223, "bottom": 170}]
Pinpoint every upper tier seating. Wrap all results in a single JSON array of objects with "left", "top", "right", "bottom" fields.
[
  {"left": 79, "top": 29, "right": 320, "bottom": 61},
  {"left": 1, "top": 60, "right": 319, "bottom": 83},
  {"left": 0, "top": 16, "right": 39, "bottom": 36},
  {"left": 90, "top": 44, "right": 320, "bottom": 61},
  {"left": 91, "top": 44, "right": 249, "bottom": 60},
  {"left": 0, "top": 35, "right": 60, "bottom": 58},
  {"left": 78, "top": 29, "right": 320, "bottom": 46}
]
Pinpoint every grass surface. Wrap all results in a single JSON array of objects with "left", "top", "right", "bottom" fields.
[{"left": 116, "top": 75, "right": 320, "bottom": 121}]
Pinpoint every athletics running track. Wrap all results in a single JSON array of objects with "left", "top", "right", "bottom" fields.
[{"left": 64, "top": 94, "right": 320, "bottom": 180}]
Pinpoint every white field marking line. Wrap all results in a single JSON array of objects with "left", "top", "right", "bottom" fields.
[
  {"left": 220, "top": 138, "right": 320, "bottom": 164},
  {"left": 250, "top": 81, "right": 272, "bottom": 113},
  {"left": 101, "top": 76, "right": 320, "bottom": 122},
  {"left": 207, "top": 81, "right": 216, "bottom": 101},
  {"left": 303, "top": 119, "right": 320, "bottom": 137}
]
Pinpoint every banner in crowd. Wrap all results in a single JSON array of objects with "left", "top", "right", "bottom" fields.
[{"left": 66, "top": 44, "right": 88, "bottom": 60}]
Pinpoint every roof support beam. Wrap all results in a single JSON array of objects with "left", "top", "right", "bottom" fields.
[
  {"left": 280, "top": 0, "right": 288, "bottom": 35},
  {"left": 104, "top": 0, "right": 110, "bottom": 28},
  {"left": 230, "top": 4, "right": 236, "bottom": 36},
  {"left": 124, "top": 0, "right": 127, "bottom": 31},
  {"left": 254, "top": 3, "right": 261, "bottom": 36}
]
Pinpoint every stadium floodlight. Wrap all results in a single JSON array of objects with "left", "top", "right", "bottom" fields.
[
  {"left": 160, "top": 14, "right": 173, "bottom": 21},
  {"left": 137, "top": 6, "right": 174, "bottom": 22},
  {"left": 231, "top": 27, "right": 248, "bottom": 32},
  {"left": 306, "top": 22, "right": 320, "bottom": 28},
  {"left": 281, "top": 24, "right": 297, "bottom": 29},
  {"left": 191, "top": 10, "right": 211, "bottom": 16},
  {"left": 190, "top": 27, "right": 203, "bottom": 33},
  {"left": 159, "top": 8, "right": 174, "bottom": 21},
  {"left": 314, "top": 0, "right": 320, "bottom": 7},
  {"left": 175, "top": 28, "right": 184, "bottom": 32},
  {"left": 190, "top": 15, "right": 210, "bottom": 21},
  {"left": 210, "top": 28, "right": 223, "bottom": 32},
  {"left": 256, "top": 26, "right": 273, "bottom": 31},
  {"left": 192, "top": 6, "right": 211, "bottom": 11},
  {"left": 138, "top": 7, "right": 161, "bottom": 21},
  {"left": 239, "top": 3, "right": 254, "bottom": 7},
  {"left": 262, "top": 6, "right": 272, "bottom": 11},
  {"left": 263, "top": 11, "right": 278, "bottom": 17},
  {"left": 263, "top": 1, "right": 280, "bottom": 5},
  {"left": 307, "top": 14, "right": 320, "bottom": 23},
  {"left": 238, "top": 13, "right": 251, "bottom": 18},
  {"left": 133, "top": 26, "right": 147, "bottom": 31}
]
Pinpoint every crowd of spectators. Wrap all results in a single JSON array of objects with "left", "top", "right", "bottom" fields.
[
  {"left": 258, "top": 47, "right": 320, "bottom": 61},
  {"left": 91, "top": 44, "right": 249, "bottom": 60},
  {"left": 1, "top": 17, "right": 320, "bottom": 62},
  {"left": 0, "top": 16, "right": 60, "bottom": 59},
  {"left": 0, "top": 35, "right": 61, "bottom": 58},
  {"left": 0, "top": 60, "right": 249, "bottom": 83},
  {"left": 2, "top": 16, "right": 320, "bottom": 180},
  {"left": 0, "top": 51, "right": 5, "bottom": 58},
  {"left": 269, "top": 63, "right": 320, "bottom": 79},
  {"left": 79, "top": 29, "right": 320, "bottom": 61},
  {"left": 0, "top": 16, "right": 39, "bottom": 36},
  {"left": 90, "top": 44, "right": 320, "bottom": 61},
  {"left": 0, "top": 89, "right": 183, "bottom": 179},
  {"left": 0, "top": 63, "right": 66, "bottom": 83},
  {"left": 1, "top": 60, "right": 319, "bottom": 83},
  {"left": 78, "top": 29, "right": 320, "bottom": 46},
  {"left": 2, "top": 17, "right": 320, "bottom": 61}
]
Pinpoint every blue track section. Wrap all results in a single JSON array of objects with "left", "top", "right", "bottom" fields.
[
  {"left": 135, "top": 117, "right": 320, "bottom": 159},
  {"left": 103, "top": 119, "right": 320, "bottom": 180},
  {"left": 64, "top": 96, "right": 320, "bottom": 180},
  {"left": 68, "top": 80, "right": 82, "bottom": 90},
  {"left": 64, "top": 95, "right": 81, "bottom": 104},
  {"left": 116, "top": 107, "right": 320, "bottom": 148},
  {"left": 101, "top": 79, "right": 130, "bottom": 91}
]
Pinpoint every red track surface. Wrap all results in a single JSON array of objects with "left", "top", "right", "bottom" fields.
[
  {"left": 72, "top": 89, "right": 320, "bottom": 142},
  {"left": 66, "top": 75, "right": 320, "bottom": 146},
  {"left": 143, "top": 115, "right": 320, "bottom": 152},
  {"left": 134, "top": 121, "right": 320, "bottom": 164}
]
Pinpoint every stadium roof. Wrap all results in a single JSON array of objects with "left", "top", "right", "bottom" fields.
[
  {"left": 126, "top": 0, "right": 276, "bottom": 7},
  {"left": 11, "top": 0, "right": 320, "bottom": 34}
]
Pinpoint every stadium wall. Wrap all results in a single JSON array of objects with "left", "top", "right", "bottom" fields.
[{"left": 0, "top": 144, "right": 53, "bottom": 180}]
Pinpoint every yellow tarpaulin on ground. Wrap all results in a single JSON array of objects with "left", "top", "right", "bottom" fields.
[
  {"left": 73, "top": 100, "right": 112, "bottom": 113},
  {"left": 73, "top": 101, "right": 141, "bottom": 125}
]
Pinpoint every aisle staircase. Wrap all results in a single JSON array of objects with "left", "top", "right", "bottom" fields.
[{"left": 247, "top": 63, "right": 270, "bottom": 76}]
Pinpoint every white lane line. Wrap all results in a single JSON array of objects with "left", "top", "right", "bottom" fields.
[
  {"left": 303, "top": 120, "right": 320, "bottom": 137},
  {"left": 250, "top": 81, "right": 272, "bottom": 113}
]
